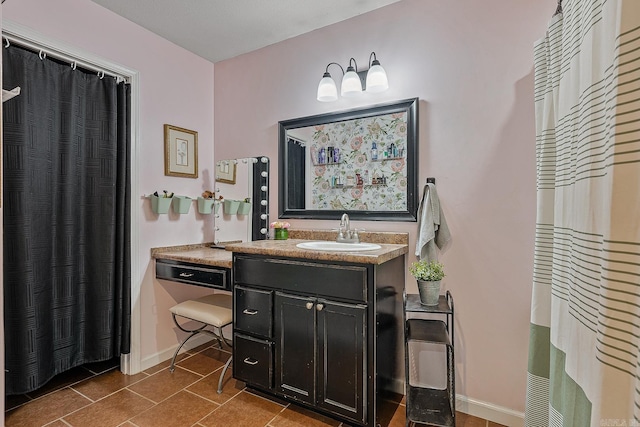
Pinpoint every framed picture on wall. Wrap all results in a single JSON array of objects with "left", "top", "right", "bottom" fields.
[
  {"left": 164, "top": 124, "right": 198, "bottom": 178},
  {"left": 215, "top": 160, "right": 236, "bottom": 184}
]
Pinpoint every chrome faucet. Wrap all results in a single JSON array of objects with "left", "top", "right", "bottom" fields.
[{"left": 337, "top": 213, "right": 360, "bottom": 243}]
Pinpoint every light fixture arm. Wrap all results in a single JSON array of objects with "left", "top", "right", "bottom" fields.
[
  {"left": 346, "top": 58, "right": 358, "bottom": 73},
  {"left": 324, "top": 62, "right": 344, "bottom": 77},
  {"left": 369, "top": 51, "right": 380, "bottom": 67}
]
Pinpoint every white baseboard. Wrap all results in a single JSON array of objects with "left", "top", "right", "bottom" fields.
[
  {"left": 140, "top": 335, "right": 216, "bottom": 372},
  {"left": 456, "top": 394, "right": 524, "bottom": 427},
  {"left": 382, "top": 379, "right": 524, "bottom": 426}
]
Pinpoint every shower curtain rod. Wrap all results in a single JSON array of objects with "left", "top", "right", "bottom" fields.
[{"left": 2, "top": 31, "right": 130, "bottom": 83}]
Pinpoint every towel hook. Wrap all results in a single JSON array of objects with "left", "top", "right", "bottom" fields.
[{"left": 426, "top": 177, "right": 436, "bottom": 184}]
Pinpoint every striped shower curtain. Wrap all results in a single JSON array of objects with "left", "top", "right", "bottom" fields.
[{"left": 525, "top": 0, "right": 640, "bottom": 425}]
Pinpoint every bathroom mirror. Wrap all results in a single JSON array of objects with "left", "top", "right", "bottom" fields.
[
  {"left": 278, "top": 98, "right": 418, "bottom": 221},
  {"left": 214, "top": 156, "right": 269, "bottom": 243}
]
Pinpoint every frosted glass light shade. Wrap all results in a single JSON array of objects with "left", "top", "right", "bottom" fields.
[
  {"left": 317, "top": 74, "right": 338, "bottom": 102},
  {"left": 366, "top": 63, "right": 388, "bottom": 93},
  {"left": 341, "top": 70, "right": 363, "bottom": 97}
]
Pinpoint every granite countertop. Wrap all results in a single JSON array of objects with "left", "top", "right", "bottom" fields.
[
  {"left": 225, "top": 239, "right": 408, "bottom": 265},
  {"left": 151, "top": 231, "right": 409, "bottom": 267},
  {"left": 151, "top": 243, "right": 233, "bottom": 268}
]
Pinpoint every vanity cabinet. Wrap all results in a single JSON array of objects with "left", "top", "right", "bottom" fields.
[
  {"left": 274, "top": 292, "right": 366, "bottom": 422},
  {"left": 232, "top": 252, "right": 403, "bottom": 427}
]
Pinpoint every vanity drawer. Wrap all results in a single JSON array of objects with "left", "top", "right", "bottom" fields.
[
  {"left": 234, "top": 256, "right": 368, "bottom": 302},
  {"left": 156, "top": 259, "right": 230, "bottom": 291},
  {"left": 234, "top": 286, "right": 273, "bottom": 338},
  {"left": 234, "top": 333, "right": 273, "bottom": 390}
]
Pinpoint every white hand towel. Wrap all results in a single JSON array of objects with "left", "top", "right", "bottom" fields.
[{"left": 415, "top": 183, "right": 451, "bottom": 261}]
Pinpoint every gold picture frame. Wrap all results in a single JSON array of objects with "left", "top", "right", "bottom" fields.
[
  {"left": 215, "top": 160, "right": 237, "bottom": 184},
  {"left": 164, "top": 124, "right": 198, "bottom": 178}
]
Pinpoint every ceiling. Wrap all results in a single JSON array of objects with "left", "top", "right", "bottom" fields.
[{"left": 89, "top": 0, "right": 402, "bottom": 63}]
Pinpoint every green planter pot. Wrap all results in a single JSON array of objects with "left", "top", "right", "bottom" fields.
[
  {"left": 238, "top": 201, "right": 251, "bottom": 215},
  {"left": 417, "top": 280, "right": 441, "bottom": 306},
  {"left": 172, "top": 196, "right": 192, "bottom": 214},
  {"left": 197, "top": 197, "right": 215, "bottom": 214},
  {"left": 274, "top": 228, "right": 289, "bottom": 240},
  {"left": 214, "top": 200, "right": 221, "bottom": 214},
  {"left": 223, "top": 199, "right": 240, "bottom": 215},
  {"left": 151, "top": 195, "right": 172, "bottom": 214}
]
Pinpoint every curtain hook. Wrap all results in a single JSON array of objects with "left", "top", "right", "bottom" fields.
[
  {"left": 39, "top": 50, "right": 46, "bottom": 60},
  {"left": 97, "top": 70, "right": 105, "bottom": 79},
  {"left": 4, "top": 37, "right": 9, "bottom": 48},
  {"left": 71, "top": 61, "right": 77, "bottom": 70}
]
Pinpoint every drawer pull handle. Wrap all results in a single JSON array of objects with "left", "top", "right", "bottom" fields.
[
  {"left": 243, "top": 357, "right": 259, "bottom": 366},
  {"left": 243, "top": 309, "right": 258, "bottom": 315},
  {"left": 316, "top": 303, "right": 325, "bottom": 311},
  {"left": 305, "top": 302, "right": 314, "bottom": 310},
  {"left": 179, "top": 273, "right": 194, "bottom": 278}
]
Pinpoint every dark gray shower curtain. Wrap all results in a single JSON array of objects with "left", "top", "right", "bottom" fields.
[{"left": 2, "top": 45, "right": 131, "bottom": 395}]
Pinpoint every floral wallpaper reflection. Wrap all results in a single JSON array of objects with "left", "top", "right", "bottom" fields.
[{"left": 309, "top": 112, "right": 407, "bottom": 211}]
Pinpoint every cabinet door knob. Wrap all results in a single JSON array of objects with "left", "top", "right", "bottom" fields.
[
  {"left": 243, "top": 309, "right": 258, "bottom": 315},
  {"left": 305, "top": 302, "right": 314, "bottom": 310},
  {"left": 316, "top": 303, "right": 324, "bottom": 311},
  {"left": 243, "top": 357, "right": 259, "bottom": 366}
]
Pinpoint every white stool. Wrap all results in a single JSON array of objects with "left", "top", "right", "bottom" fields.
[{"left": 169, "top": 293, "right": 233, "bottom": 393}]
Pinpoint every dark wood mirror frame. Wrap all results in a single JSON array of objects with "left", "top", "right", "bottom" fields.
[{"left": 278, "top": 98, "right": 418, "bottom": 221}]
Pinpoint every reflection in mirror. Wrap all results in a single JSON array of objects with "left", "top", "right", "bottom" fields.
[
  {"left": 279, "top": 98, "right": 418, "bottom": 221},
  {"left": 214, "top": 156, "right": 269, "bottom": 245}
]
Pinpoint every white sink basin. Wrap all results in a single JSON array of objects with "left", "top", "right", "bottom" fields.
[{"left": 296, "top": 241, "right": 382, "bottom": 252}]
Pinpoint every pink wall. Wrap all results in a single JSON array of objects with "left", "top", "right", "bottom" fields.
[
  {"left": 214, "top": 0, "right": 556, "bottom": 413},
  {"left": 3, "top": 0, "right": 216, "bottom": 369}
]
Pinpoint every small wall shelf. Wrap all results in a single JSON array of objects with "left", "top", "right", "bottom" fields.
[
  {"left": 330, "top": 184, "right": 388, "bottom": 189},
  {"left": 313, "top": 161, "right": 343, "bottom": 167},
  {"left": 371, "top": 156, "right": 404, "bottom": 162}
]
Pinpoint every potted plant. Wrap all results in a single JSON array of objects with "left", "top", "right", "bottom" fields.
[
  {"left": 409, "top": 259, "right": 445, "bottom": 306},
  {"left": 197, "top": 190, "right": 216, "bottom": 214},
  {"left": 172, "top": 195, "right": 192, "bottom": 214},
  {"left": 150, "top": 190, "right": 174, "bottom": 214},
  {"left": 270, "top": 221, "right": 290, "bottom": 240},
  {"left": 238, "top": 197, "right": 252, "bottom": 215},
  {"left": 223, "top": 198, "right": 240, "bottom": 215}
]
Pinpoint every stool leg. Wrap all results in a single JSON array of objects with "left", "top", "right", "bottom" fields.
[
  {"left": 217, "top": 355, "right": 233, "bottom": 394},
  {"left": 170, "top": 312, "right": 207, "bottom": 373},
  {"left": 170, "top": 330, "right": 200, "bottom": 373},
  {"left": 215, "top": 324, "right": 233, "bottom": 348}
]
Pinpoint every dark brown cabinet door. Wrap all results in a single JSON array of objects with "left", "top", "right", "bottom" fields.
[
  {"left": 274, "top": 292, "right": 316, "bottom": 404},
  {"left": 316, "top": 300, "right": 367, "bottom": 424}
]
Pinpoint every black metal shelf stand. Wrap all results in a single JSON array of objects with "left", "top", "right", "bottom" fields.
[{"left": 403, "top": 291, "right": 455, "bottom": 427}]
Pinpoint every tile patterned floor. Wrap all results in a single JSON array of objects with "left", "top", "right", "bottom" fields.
[{"left": 5, "top": 343, "right": 505, "bottom": 427}]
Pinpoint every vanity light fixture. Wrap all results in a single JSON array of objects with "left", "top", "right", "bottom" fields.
[{"left": 316, "top": 52, "right": 388, "bottom": 102}]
